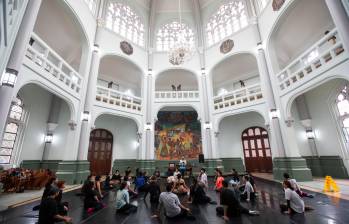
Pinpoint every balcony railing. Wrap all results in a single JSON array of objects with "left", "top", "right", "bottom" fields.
[
  {"left": 25, "top": 33, "right": 82, "bottom": 94},
  {"left": 96, "top": 86, "right": 142, "bottom": 112},
  {"left": 277, "top": 28, "right": 347, "bottom": 92},
  {"left": 213, "top": 84, "right": 263, "bottom": 110},
  {"left": 155, "top": 91, "right": 200, "bottom": 101}
]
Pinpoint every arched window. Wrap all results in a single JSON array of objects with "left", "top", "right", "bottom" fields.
[
  {"left": 337, "top": 85, "right": 349, "bottom": 141},
  {"left": 206, "top": 0, "right": 248, "bottom": 46},
  {"left": 156, "top": 21, "right": 195, "bottom": 51},
  {"left": 0, "top": 97, "right": 24, "bottom": 164},
  {"left": 105, "top": 2, "right": 145, "bottom": 46}
]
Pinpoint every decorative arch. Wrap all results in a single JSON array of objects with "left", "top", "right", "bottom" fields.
[
  {"left": 205, "top": 0, "right": 248, "bottom": 46},
  {"left": 241, "top": 126, "right": 272, "bottom": 172}
]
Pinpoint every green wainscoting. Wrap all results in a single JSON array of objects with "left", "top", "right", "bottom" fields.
[
  {"left": 21, "top": 160, "right": 90, "bottom": 185},
  {"left": 221, "top": 158, "right": 245, "bottom": 173},
  {"left": 303, "top": 156, "right": 348, "bottom": 178},
  {"left": 273, "top": 157, "right": 312, "bottom": 181}
]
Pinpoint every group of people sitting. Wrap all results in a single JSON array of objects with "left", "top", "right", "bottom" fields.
[
  {"left": 35, "top": 165, "right": 315, "bottom": 223},
  {"left": 0, "top": 167, "right": 54, "bottom": 193}
]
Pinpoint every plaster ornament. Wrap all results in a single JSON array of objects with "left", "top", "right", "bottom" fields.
[
  {"left": 120, "top": 41, "right": 133, "bottom": 55},
  {"left": 68, "top": 121, "right": 77, "bottom": 131},
  {"left": 220, "top": 39, "right": 234, "bottom": 54},
  {"left": 272, "top": 0, "right": 285, "bottom": 11}
]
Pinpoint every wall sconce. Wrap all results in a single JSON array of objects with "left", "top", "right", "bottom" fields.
[
  {"left": 306, "top": 129, "right": 315, "bottom": 139},
  {"left": 44, "top": 133, "right": 53, "bottom": 143},
  {"left": 82, "top": 111, "right": 90, "bottom": 121},
  {"left": 1, "top": 68, "right": 18, "bottom": 87},
  {"left": 269, "top": 109, "right": 279, "bottom": 119},
  {"left": 92, "top": 44, "right": 100, "bottom": 53},
  {"left": 145, "top": 124, "right": 152, "bottom": 131},
  {"left": 214, "top": 131, "right": 220, "bottom": 137},
  {"left": 68, "top": 120, "right": 77, "bottom": 130},
  {"left": 204, "top": 122, "right": 212, "bottom": 129},
  {"left": 257, "top": 42, "right": 263, "bottom": 51}
]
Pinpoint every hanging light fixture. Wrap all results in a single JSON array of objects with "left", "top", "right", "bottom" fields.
[{"left": 168, "top": 0, "right": 194, "bottom": 65}]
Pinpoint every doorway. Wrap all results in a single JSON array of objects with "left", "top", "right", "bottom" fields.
[
  {"left": 88, "top": 129, "right": 113, "bottom": 175},
  {"left": 242, "top": 127, "right": 272, "bottom": 173}
]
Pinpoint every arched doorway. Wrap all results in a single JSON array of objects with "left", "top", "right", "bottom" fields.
[
  {"left": 242, "top": 127, "right": 272, "bottom": 173},
  {"left": 88, "top": 129, "right": 113, "bottom": 175}
]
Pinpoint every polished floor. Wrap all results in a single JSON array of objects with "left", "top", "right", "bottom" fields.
[{"left": 2, "top": 177, "right": 349, "bottom": 224}]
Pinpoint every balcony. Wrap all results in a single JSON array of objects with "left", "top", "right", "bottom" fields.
[
  {"left": 213, "top": 84, "right": 263, "bottom": 111},
  {"left": 155, "top": 91, "right": 200, "bottom": 102},
  {"left": 96, "top": 86, "right": 142, "bottom": 112},
  {"left": 277, "top": 28, "right": 348, "bottom": 94},
  {"left": 24, "top": 33, "right": 82, "bottom": 96}
]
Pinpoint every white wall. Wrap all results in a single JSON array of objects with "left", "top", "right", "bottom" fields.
[
  {"left": 18, "top": 84, "right": 52, "bottom": 161},
  {"left": 291, "top": 103, "right": 312, "bottom": 156},
  {"left": 297, "top": 79, "right": 344, "bottom": 157},
  {"left": 94, "top": 114, "right": 139, "bottom": 160},
  {"left": 218, "top": 112, "right": 266, "bottom": 158}
]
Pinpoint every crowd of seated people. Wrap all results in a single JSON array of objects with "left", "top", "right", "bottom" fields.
[
  {"left": 0, "top": 168, "right": 54, "bottom": 193},
  {"left": 35, "top": 166, "right": 316, "bottom": 223}
]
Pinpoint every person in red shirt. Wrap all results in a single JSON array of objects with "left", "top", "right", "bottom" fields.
[{"left": 214, "top": 170, "right": 224, "bottom": 192}]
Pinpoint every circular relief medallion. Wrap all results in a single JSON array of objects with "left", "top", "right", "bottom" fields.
[
  {"left": 120, "top": 41, "right": 133, "bottom": 55},
  {"left": 220, "top": 39, "right": 234, "bottom": 54}
]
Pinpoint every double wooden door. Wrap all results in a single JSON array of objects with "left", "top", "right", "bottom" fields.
[
  {"left": 242, "top": 127, "right": 272, "bottom": 173},
  {"left": 88, "top": 129, "right": 113, "bottom": 175}
]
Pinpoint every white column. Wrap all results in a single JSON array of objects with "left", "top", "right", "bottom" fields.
[
  {"left": 257, "top": 48, "right": 286, "bottom": 158},
  {"left": 77, "top": 47, "right": 100, "bottom": 160},
  {"left": 325, "top": 0, "right": 349, "bottom": 52},
  {"left": 0, "top": 0, "right": 42, "bottom": 143}
]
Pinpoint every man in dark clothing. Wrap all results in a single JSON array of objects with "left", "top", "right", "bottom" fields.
[
  {"left": 38, "top": 187, "right": 72, "bottom": 224},
  {"left": 218, "top": 180, "right": 259, "bottom": 221}
]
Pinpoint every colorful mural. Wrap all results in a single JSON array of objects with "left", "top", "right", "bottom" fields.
[{"left": 155, "top": 111, "right": 202, "bottom": 160}]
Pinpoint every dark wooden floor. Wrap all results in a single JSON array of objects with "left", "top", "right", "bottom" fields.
[{"left": 2, "top": 177, "right": 349, "bottom": 224}]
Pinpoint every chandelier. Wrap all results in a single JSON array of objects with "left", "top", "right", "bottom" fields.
[{"left": 168, "top": 0, "right": 194, "bottom": 65}]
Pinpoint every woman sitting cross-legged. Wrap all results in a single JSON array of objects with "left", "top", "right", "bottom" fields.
[
  {"left": 116, "top": 182, "right": 138, "bottom": 214},
  {"left": 280, "top": 180, "right": 313, "bottom": 215},
  {"left": 84, "top": 181, "right": 105, "bottom": 214},
  {"left": 189, "top": 178, "right": 215, "bottom": 204},
  {"left": 172, "top": 174, "right": 189, "bottom": 195}
]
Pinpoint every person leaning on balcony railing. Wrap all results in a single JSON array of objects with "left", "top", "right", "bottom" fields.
[{"left": 324, "top": 30, "right": 344, "bottom": 56}]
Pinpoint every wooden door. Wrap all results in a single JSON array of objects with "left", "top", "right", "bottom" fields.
[
  {"left": 242, "top": 127, "right": 272, "bottom": 173},
  {"left": 88, "top": 129, "right": 113, "bottom": 175}
]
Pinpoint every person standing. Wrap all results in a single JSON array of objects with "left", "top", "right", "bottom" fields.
[
  {"left": 240, "top": 176, "right": 255, "bottom": 202},
  {"left": 179, "top": 156, "right": 187, "bottom": 176},
  {"left": 214, "top": 170, "right": 224, "bottom": 192},
  {"left": 198, "top": 168, "right": 208, "bottom": 189}
]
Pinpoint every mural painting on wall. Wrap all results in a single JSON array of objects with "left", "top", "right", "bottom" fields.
[
  {"left": 272, "top": 0, "right": 285, "bottom": 11},
  {"left": 220, "top": 39, "right": 234, "bottom": 54},
  {"left": 120, "top": 41, "right": 133, "bottom": 55},
  {"left": 155, "top": 111, "right": 202, "bottom": 160}
]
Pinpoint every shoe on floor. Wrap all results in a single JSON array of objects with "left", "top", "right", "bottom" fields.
[{"left": 249, "top": 210, "right": 260, "bottom": 216}]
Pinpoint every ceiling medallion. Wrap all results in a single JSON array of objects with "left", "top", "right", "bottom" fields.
[
  {"left": 120, "top": 41, "right": 133, "bottom": 55},
  {"left": 272, "top": 0, "right": 285, "bottom": 11},
  {"left": 220, "top": 39, "right": 234, "bottom": 54}
]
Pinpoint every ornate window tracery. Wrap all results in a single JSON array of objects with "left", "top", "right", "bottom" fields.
[{"left": 337, "top": 86, "right": 349, "bottom": 141}]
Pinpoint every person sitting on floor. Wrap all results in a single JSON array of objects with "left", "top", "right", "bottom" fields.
[
  {"left": 124, "top": 176, "right": 138, "bottom": 197},
  {"left": 38, "top": 186, "right": 72, "bottom": 224},
  {"left": 56, "top": 181, "right": 69, "bottom": 216},
  {"left": 116, "top": 182, "right": 137, "bottom": 214},
  {"left": 81, "top": 174, "right": 93, "bottom": 196},
  {"left": 144, "top": 175, "right": 161, "bottom": 217},
  {"left": 189, "top": 178, "right": 214, "bottom": 204},
  {"left": 84, "top": 181, "right": 105, "bottom": 214},
  {"left": 42, "top": 177, "right": 58, "bottom": 200},
  {"left": 240, "top": 175, "right": 255, "bottom": 202},
  {"left": 214, "top": 170, "right": 224, "bottom": 192},
  {"left": 173, "top": 167, "right": 181, "bottom": 177},
  {"left": 283, "top": 173, "right": 314, "bottom": 198},
  {"left": 153, "top": 167, "right": 161, "bottom": 179},
  {"left": 216, "top": 180, "right": 259, "bottom": 222},
  {"left": 231, "top": 169, "right": 240, "bottom": 183},
  {"left": 172, "top": 174, "right": 189, "bottom": 194},
  {"left": 95, "top": 175, "right": 103, "bottom": 199},
  {"left": 280, "top": 180, "right": 313, "bottom": 214},
  {"left": 159, "top": 183, "right": 195, "bottom": 220}
]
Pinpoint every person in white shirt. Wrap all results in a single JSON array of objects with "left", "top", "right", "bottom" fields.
[
  {"left": 283, "top": 173, "right": 314, "bottom": 198},
  {"left": 280, "top": 180, "right": 305, "bottom": 214},
  {"left": 198, "top": 168, "right": 208, "bottom": 189},
  {"left": 179, "top": 157, "right": 187, "bottom": 176},
  {"left": 173, "top": 168, "right": 181, "bottom": 177},
  {"left": 240, "top": 176, "right": 255, "bottom": 202}
]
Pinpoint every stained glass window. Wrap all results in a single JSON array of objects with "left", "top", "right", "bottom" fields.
[
  {"left": 105, "top": 2, "right": 145, "bottom": 46},
  {"left": 156, "top": 21, "right": 195, "bottom": 51},
  {"left": 206, "top": 1, "right": 248, "bottom": 46},
  {"left": 0, "top": 97, "right": 23, "bottom": 164}
]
